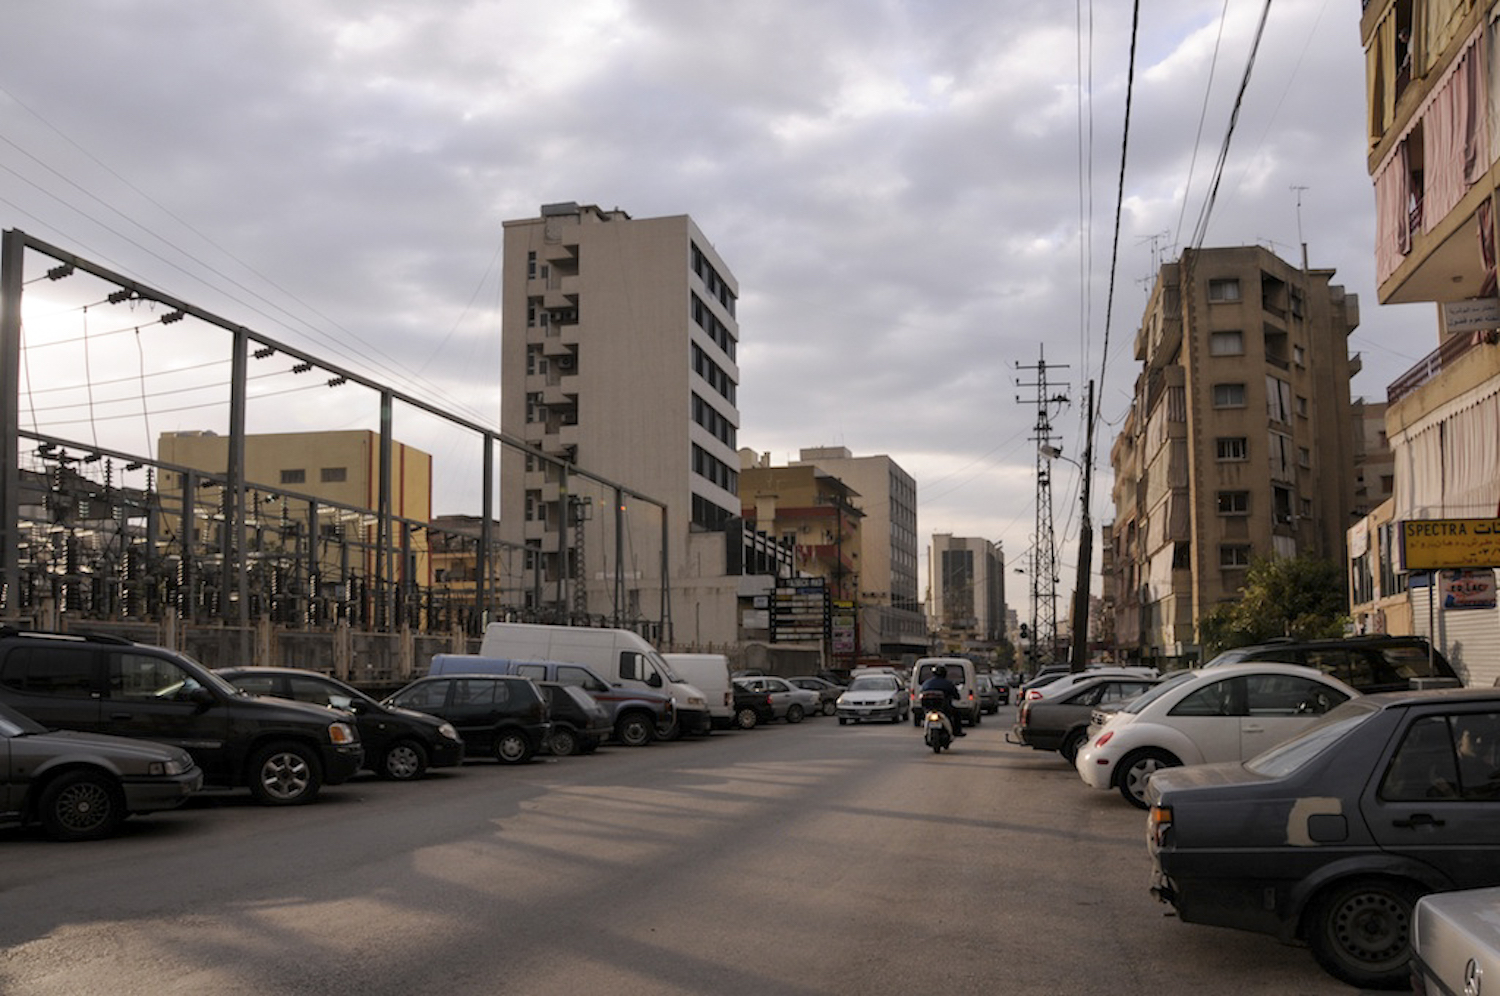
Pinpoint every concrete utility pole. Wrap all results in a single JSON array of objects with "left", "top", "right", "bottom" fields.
[{"left": 1068, "top": 380, "right": 1096, "bottom": 671}]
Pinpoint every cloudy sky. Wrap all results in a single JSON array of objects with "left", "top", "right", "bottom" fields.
[{"left": 1, "top": 1, "right": 1434, "bottom": 614}]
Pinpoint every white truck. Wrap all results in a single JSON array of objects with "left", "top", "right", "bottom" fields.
[
  {"left": 662, "top": 653, "right": 733, "bottom": 730},
  {"left": 478, "top": 623, "right": 711, "bottom": 737}
]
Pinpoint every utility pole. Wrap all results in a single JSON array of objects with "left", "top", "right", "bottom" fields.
[
  {"left": 1068, "top": 379, "right": 1096, "bottom": 671},
  {"left": 1016, "top": 348, "right": 1069, "bottom": 665}
]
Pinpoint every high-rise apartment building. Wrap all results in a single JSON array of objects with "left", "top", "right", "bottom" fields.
[
  {"left": 927, "top": 534, "right": 1006, "bottom": 655},
  {"left": 498, "top": 203, "right": 743, "bottom": 647},
  {"left": 1108, "top": 246, "right": 1359, "bottom": 665},
  {"left": 1358, "top": 2, "right": 1500, "bottom": 681},
  {"left": 791, "top": 447, "right": 925, "bottom": 658}
]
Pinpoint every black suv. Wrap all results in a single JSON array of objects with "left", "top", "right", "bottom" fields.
[
  {"left": 383, "top": 674, "right": 550, "bottom": 764},
  {"left": 1204, "top": 635, "right": 1461, "bottom": 694},
  {"left": 219, "top": 666, "right": 465, "bottom": 780},
  {"left": 0, "top": 627, "right": 363, "bottom": 805}
]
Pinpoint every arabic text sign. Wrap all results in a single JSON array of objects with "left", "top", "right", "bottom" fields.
[{"left": 1401, "top": 518, "right": 1500, "bottom": 570}]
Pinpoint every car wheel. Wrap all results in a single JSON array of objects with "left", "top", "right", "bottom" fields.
[
  {"left": 39, "top": 769, "right": 125, "bottom": 841},
  {"left": 548, "top": 726, "right": 580, "bottom": 756},
  {"left": 378, "top": 739, "right": 429, "bottom": 781},
  {"left": 786, "top": 704, "right": 805, "bottom": 724},
  {"left": 1115, "top": 748, "right": 1178, "bottom": 809},
  {"left": 616, "top": 711, "right": 657, "bottom": 746},
  {"left": 1059, "top": 728, "right": 1089, "bottom": 765},
  {"left": 733, "top": 707, "right": 759, "bottom": 730},
  {"left": 659, "top": 719, "right": 683, "bottom": 741},
  {"left": 823, "top": 700, "right": 838, "bottom": 717},
  {"left": 493, "top": 729, "right": 533, "bottom": 764},
  {"left": 1307, "top": 878, "right": 1422, "bottom": 989},
  {"left": 247, "top": 741, "right": 322, "bottom": 805}
]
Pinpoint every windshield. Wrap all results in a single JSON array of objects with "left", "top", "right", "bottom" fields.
[
  {"left": 1122, "top": 669, "right": 1198, "bottom": 714},
  {"left": 849, "top": 676, "right": 897, "bottom": 692},
  {"left": 648, "top": 650, "right": 681, "bottom": 684},
  {"left": 1245, "top": 699, "right": 1380, "bottom": 777}
]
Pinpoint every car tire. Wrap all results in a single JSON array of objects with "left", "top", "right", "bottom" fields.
[
  {"left": 616, "top": 711, "right": 657, "bottom": 747},
  {"left": 733, "top": 707, "right": 759, "bottom": 731},
  {"left": 823, "top": 700, "right": 838, "bottom": 717},
  {"left": 493, "top": 729, "right": 533, "bottom": 764},
  {"left": 1114, "top": 748, "right": 1178, "bottom": 809},
  {"left": 1059, "top": 728, "right": 1089, "bottom": 765},
  {"left": 1307, "top": 878, "right": 1422, "bottom": 990},
  {"left": 377, "top": 739, "right": 429, "bottom": 781},
  {"left": 548, "top": 726, "right": 580, "bottom": 757},
  {"left": 659, "top": 719, "right": 683, "bottom": 742},
  {"left": 39, "top": 769, "right": 126, "bottom": 841},
  {"left": 786, "top": 704, "right": 805, "bottom": 724},
  {"left": 247, "top": 741, "right": 322, "bottom": 806}
]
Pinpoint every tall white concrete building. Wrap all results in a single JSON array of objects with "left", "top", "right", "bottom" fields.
[
  {"left": 498, "top": 203, "right": 743, "bottom": 647},
  {"left": 792, "top": 447, "right": 925, "bottom": 659}
]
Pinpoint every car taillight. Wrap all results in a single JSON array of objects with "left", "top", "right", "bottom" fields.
[
  {"left": 1095, "top": 730, "right": 1113, "bottom": 747},
  {"left": 1149, "top": 804, "right": 1173, "bottom": 847},
  {"left": 1026, "top": 689, "right": 1042, "bottom": 700}
]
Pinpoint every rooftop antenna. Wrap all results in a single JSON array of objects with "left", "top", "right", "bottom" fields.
[{"left": 1291, "top": 185, "right": 1309, "bottom": 271}]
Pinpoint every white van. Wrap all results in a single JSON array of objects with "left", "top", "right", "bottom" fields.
[
  {"left": 909, "top": 657, "right": 981, "bottom": 727},
  {"left": 479, "top": 623, "right": 711, "bottom": 737},
  {"left": 662, "top": 653, "right": 733, "bottom": 730}
]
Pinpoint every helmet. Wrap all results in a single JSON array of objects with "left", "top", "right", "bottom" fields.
[{"left": 932, "top": 665, "right": 948, "bottom": 678}]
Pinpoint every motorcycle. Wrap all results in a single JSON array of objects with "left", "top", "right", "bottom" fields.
[{"left": 919, "top": 690, "right": 953, "bottom": 753}]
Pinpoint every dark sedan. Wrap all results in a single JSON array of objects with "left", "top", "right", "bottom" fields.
[
  {"left": 1009, "top": 674, "right": 1158, "bottom": 762},
  {"left": 1148, "top": 688, "right": 1500, "bottom": 990},
  {"left": 220, "top": 666, "right": 465, "bottom": 780}
]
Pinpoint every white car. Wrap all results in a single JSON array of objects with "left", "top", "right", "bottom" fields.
[
  {"left": 835, "top": 674, "right": 910, "bottom": 724},
  {"left": 1023, "top": 666, "right": 1159, "bottom": 702},
  {"left": 1074, "top": 662, "right": 1357, "bottom": 808}
]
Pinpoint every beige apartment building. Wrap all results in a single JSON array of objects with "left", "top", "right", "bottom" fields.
[
  {"left": 1356, "top": 0, "right": 1500, "bottom": 681},
  {"left": 1109, "top": 246, "right": 1360, "bottom": 665},
  {"left": 927, "top": 534, "right": 1005, "bottom": 657},
  {"left": 791, "top": 447, "right": 926, "bottom": 659},
  {"left": 498, "top": 203, "right": 743, "bottom": 648}
]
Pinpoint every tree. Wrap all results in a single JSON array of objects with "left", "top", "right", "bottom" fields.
[{"left": 1197, "top": 554, "right": 1349, "bottom": 659}]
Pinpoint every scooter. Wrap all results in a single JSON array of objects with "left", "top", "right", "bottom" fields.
[{"left": 919, "top": 690, "right": 953, "bottom": 753}]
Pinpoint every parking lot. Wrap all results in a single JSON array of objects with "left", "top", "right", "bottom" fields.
[{"left": 2, "top": 705, "right": 1352, "bottom": 995}]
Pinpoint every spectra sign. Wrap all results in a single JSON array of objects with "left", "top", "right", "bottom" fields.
[{"left": 1400, "top": 518, "right": 1500, "bottom": 571}]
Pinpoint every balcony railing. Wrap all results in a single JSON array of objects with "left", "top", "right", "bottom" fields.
[{"left": 1387, "top": 332, "right": 1487, "bottom": 405}]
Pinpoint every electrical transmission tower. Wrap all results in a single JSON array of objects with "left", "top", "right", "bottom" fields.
[{"left": 1016, "top": 348, "right": 1069, "bottom": 665}]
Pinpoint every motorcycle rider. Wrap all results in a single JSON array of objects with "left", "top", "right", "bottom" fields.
[{"left": 919, "top": 664, "right": 966, "bottom": 737}]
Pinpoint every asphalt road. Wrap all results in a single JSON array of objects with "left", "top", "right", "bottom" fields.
[{"left": 1, "top": 706, "right": 1354, "bottom": 995}]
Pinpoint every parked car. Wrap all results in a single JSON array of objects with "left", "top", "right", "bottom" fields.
[
  {"left": 730, "top": 683, "right": 776, "bottom": 730},
  {"left": 0, "top": 627, "right": 362, "bottom": 806},
  {"left": 975, "top": 674, "right": 1001, "bottom": 715},
  {"left": 1010, "top": 674, "right": 1160, "bottom": 763},
  {"left": 1075, "top": 662, "right": 1356, "bottom": 808},
  {"left": 536, "top": 681, "right": 612, "bottom": 756},
  {"left": 1203, "top": 635, "right": 1461, "bottom": 694},
  {"left": 218, "top": 666, "right": 464, "bottom": 780},
  {"left": 1024, "top": 666, "right": 1158, "bottom": 702},
  {"left": 835, "top": 673, "right": 909, "bottom": 725},
  {"left": 1148, "top": 688, "right": 1500, "bottom": 989},
  {"left": 734, "top": 676, "right": 819, "bottom": 723},
  {"left": 787, "top": 676, "right": 843, "bottom": 717},
  {"left": 383, "top": 674, "right": 549, "bottom": 764},
  {"left": 1411, "top": 886, "right": 1500, "bottom": 996},
  {"left": 0, "top": 698, "right": 202, "bottom": 841}
]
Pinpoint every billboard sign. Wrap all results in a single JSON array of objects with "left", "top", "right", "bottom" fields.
[{"left": 1400, "top": 518, "right": 1500, "bottom": 570}]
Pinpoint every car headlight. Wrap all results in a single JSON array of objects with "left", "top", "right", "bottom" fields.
[
  {"left": 686, "top": 695, "right": 706, "bottom": 708},
  {"left": 437, "top": 722, "right": 461, "bottom": 742},
  {"left": 148, "top": 757, "right": 194, "bottom": 776},
  {"left": 328, "top": 721, "right": 358, "bottom": 745}
]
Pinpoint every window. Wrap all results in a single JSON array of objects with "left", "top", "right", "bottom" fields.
[
  {"left": 110, "top": 653, "right": 200, "bottom": 701},
  {"left": 1209, "top": 330, "right": 1244, "bottom": 356},
  {"left": 1266, "top": 376, "right": 1292, "bottom": 422},
  {"left": 1217, "top": 491, "right": 1249, "bottom": 516},
  {"left": 1208, "top": 278, "right": 1241, "bottom": 302},
  {"left": 1213, "top": 383, "right": 1246, "bottom": 408},
  {"left": 527, "top": 251, "right": 537, "bottom": 279},
  {"left": 1294, "top": 345, "right": 1306, "bottom": 366},
  {"left": 1245, "top": 674, "right": 1347, "bottom": 717},
  {"left": 1216, "top": 437, "right": 1248, "bottom": 461},
  {"left": 320, "top": 467, "right": 347, "bottom": 483},
  {"left": 1220, "top": 545, "right": 1252, "bottom": 567},
  {"left": 280, "top": 469, "right": 306, "bottom": 485},
  {"left": 1172, "top": 677, "right": 1242, "bottom": 716},
  {"left": 0, "top": 647, "right": 95, "bottom": 697},
  {"left": 1298, "top": 447, "right": 1311, "bottom": 468}
]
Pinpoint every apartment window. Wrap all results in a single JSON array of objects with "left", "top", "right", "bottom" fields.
[
  {"left": 1220, "top": 545, "right": 1252, "bottom": 567},
  {"left": 527, "top": 251, "right": 537, "bottom": 279},
  {"left": 1217, "top": 491, "right": 1250, "bottom": 516},
  {"left": 1300, "top": 497, "right": 1313, "bottom": 518},
  {"left": 1208, "top": 278, "right": 1241, "bottom": 302},
  {"left": 1298, "top": 447, "right": 1311, "bottom": 468},
  {"left": 1209, "top": 330, "right": 1244, "bottom": 356},
  {"left": 1216, "top": 437, "right": 1248, "bottom": 461},
  {"left": 320, "top": 467, "right": 347, "bottom": 483},
  {"left": 280, "top": 469, "right": 306, "bottom": 485},
  {"left": 1266, "top": 376, "right": 1292, "bottom": 422},
  {"left": 526, "top": 301, "right": 537, "bottom": 327},
  {"left": 1213, "top": 383, "right": 1246, "bottom": 408},
  {"left": 525, "top": 392, "right": 545, "bottom": 424},
  {"left": 1293, "top": 345, "right": 1306, "bottom": 366}
]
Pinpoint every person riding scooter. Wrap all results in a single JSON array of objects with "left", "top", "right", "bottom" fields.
[{"left": 919, "top": 664, "right": 965, "bottom": 737}]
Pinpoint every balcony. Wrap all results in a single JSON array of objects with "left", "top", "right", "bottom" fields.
[{"left": 1387, "top": 331, "right": 1487, "bottom": 404}]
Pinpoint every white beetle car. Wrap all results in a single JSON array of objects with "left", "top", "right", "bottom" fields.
[{"left": 1074, "top": 662, "right": 1357, "bottom": 808}]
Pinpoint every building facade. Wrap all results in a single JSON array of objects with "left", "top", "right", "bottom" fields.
[
  {"left": 1359, "top": 0, "right": 1500, "bottom": 682},
  {"left": 791, "top": 447, "right": 926, "bottom": 659},
  {"left": 1108, "top": 246, "right": 1360, "bottom": 666},
  {"left": 498, "top": 203, "right": 743, "bottom": 648},
  {"left": 927, "top": 534, "right": 1006, "bottom": 657}
]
